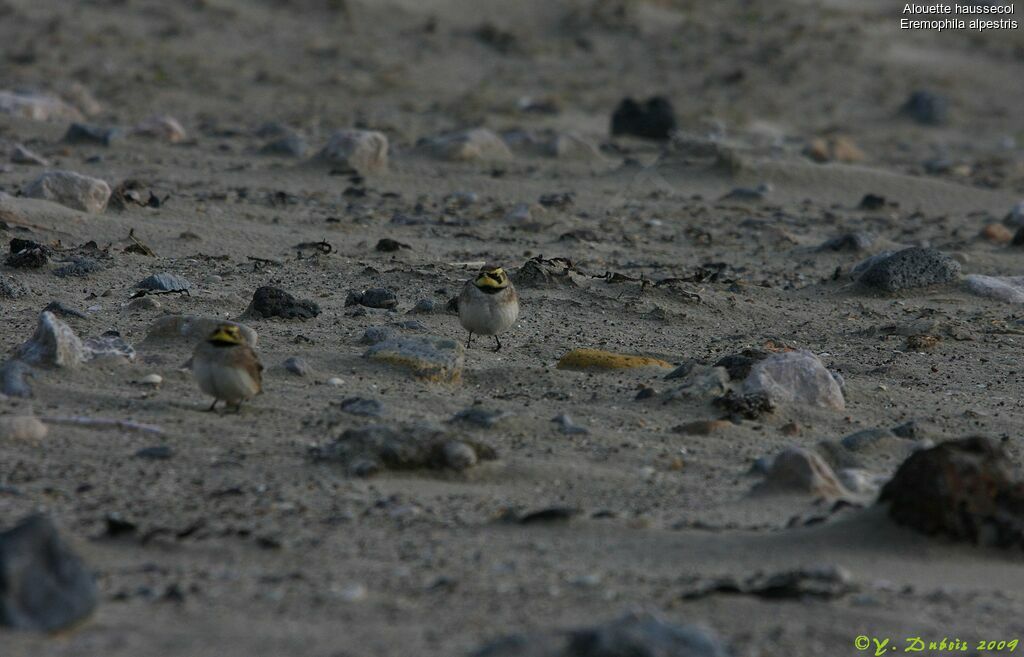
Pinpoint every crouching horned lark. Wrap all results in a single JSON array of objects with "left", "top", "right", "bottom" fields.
[
  {"left": 192, "top": 323, "right": 263, "bottom": 411},
  {"left": 458, "top": 265, "right": 519, "bottom": 351}
]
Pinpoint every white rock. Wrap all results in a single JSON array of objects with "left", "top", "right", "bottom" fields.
[
  {"left": 15, "top": 311, "right": 86, "bottom": 368},
  {"left": 0, "top": 416, "right": 48, "bottom": 442},
  {"left": 326, "top": 377, "right": 344, "bottom": 387},
  {"left": 421, "top": 128, "right": 512, "bottom": 161},
  {"left": 139, "top": 374, "right": 163, "bottom": 387},
  {"left": 336, "top": 583, "right": 367, "bottom": 602},
  {"left": 59, "top": 82, "right": 102, "bottom": 116},
  {"left": 742, "top": 349, "right": 845, "bottom": 410},
  {"left": 0, "top": 90, "right": 82, "bottom": 122},
  {"left": 964, "top": 274, "right": 1024, "bottom": 304},
  {"left": 133, "top": 114, "right": 187, "bottom": 143},
  {"left": 547, "top": 133, "right": 603, "bottom": 160},
  {"left": 23, "top": 170, "right": 111, "bottom": 213},
  {"left": 752, "top": 447, "right": 847, "bottom": 497},
  {"left": 11, "top": 145, "right": 47, "bottom": 166},
  {"left": 318, "top": 130, "right": 388, "bottom": 173}
]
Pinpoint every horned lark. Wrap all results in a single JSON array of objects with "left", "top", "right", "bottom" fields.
[
  {"left": 458, "top": 265, "right": 519, "bottom": 351},
  {"left": 192, "top": 323, "right": 263, "bottom": 412}
]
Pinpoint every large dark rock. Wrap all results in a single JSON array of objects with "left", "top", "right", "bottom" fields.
[
  {"left": 857, "top": 247, "right": 961, "bottom": 292},
  {"left": 470, "top": 612, "right": 728, "bottom": 657},
  {"left": 246, "top": 286, "right": 320, "bottom": 319},
  {"left": 0, "top": 515, "right": 97, "bottom": 631},
  {"left": 611, "top": 97, "right": 677, "bottom": 140},
  {"left": 879, "top": 436, "right": 1024, "bottom": 547}
]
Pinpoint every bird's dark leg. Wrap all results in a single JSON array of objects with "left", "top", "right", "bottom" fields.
[
  {"left": 466, "top": 332, "right": 473, "bottom": 349},
  {"left": 493, "top": 335, "right": 502, "bottom": 352},
  {"left": 207, "top": 399, "right": 219, "bottom": 412}
]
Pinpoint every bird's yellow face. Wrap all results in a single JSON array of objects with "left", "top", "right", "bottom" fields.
[
  {"left": 207, "top": 324, "right": 245, "bottom": 346},
  {"left": 474, "top": 267, "right": 509, "bottom": 291}
]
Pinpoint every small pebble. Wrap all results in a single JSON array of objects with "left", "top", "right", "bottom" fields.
[
  {"left": 283, "top": 356, "right": 311, "bottom": 377},
  {"left": 326, "top": 377, "right": 344, "bottom": 386},
  {"left": 139, "top": 374, "right": 162, "bottom": 387}
]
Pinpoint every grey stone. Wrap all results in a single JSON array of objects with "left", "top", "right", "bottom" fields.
[
  {"left": 135, "top": 445, "right": 174, "bottom": 460},
  {"left": 902, "top": 90, "right": 948, "bottom": 125},
  {"left": 283, "top": 356, "right": 311, "bottom": 376},
  {"left": 14, "top": 311, "right": 87, "bottom": 368},
  {"left": 10, "top": 145, "right": 47, "bottom": 166},
  {"left": 752, "top": 447, "right": 848, "bottom": 498},
  {"left": 63, "top": 122, "right": 123, "bottom": 146},
  {"left": 339, "top": 397, "right": 383, "bottom": 417},
  {"left": 53, "top": 258, "right": 100, "bottom": 278},
  {"left": 742, "top": 350, "right": 845, "bottom": 410},
  {"left": 317, "top": 130, "right": 388, "bottom": 173},
  {"left": 245, "top": 286, "right": 320, "bottom": 320},
  {"left": 449, "top": 407, "right": 510, "bottom": 428},
  {"left": 409, "top": 298, "right": 438, "bottom": 314},
  {"left": 0, "top": 416, "right": 47, "bottom": 442},
  {"left": 663, "top": 366, "right": 730, "bottom": 401},
  {"left": 819, "top": 232, "right": 872, "bottom": 252},
  {"left": 347, "top": 287, "right": 397, "bottom": 310},
  {"left": 136, "top": 272, "right": 192, "bottom": 292},
  {"left": 0, "top": 515, "right": 97, "bottom": 631},
  {"left": 260, "top": 133, "right": 308, "bottom": 157},
  {"left": 23, "top": 170, "right": 111, "bottom": 213},
  {"left": 964, "top": 275, "right": 1024, "bottom": 304},
  {"left": 360, "top": 326, "right": 397, "bottom": 345},
  {"left": 857, "top": 247, "right": 961, "bottom": 292},
  {"left": 364, "top": 335, "right": 464, "bottom": 383}
]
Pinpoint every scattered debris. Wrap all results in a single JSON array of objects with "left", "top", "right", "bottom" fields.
[{"left": 680, "top": 565, "right": 856, "bottom": 601}]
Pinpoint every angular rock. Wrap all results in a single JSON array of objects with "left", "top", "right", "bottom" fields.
[
  {"left": 10, "top": 145, "right": 47, "bottom": 166},
  {"left": 364, "top": 335, "right": 464, "bottom": 383},
  {"left": 857, "top": 247, "right": 961, "bottom": 292},
  {"left": 752, "top": 447, "right": 848, "bottom": 498},
  {"left": 557, "top": 348, "right": 673, "bottom": 371},
  {"left": 0, "top": 416, "right": 47, "bottom": 442},
  {"left": 144, "top": 315, "right": 258, "bottom": 347},
  {"left": 470, "top": 612, "right": 727, "bottom": 657},
  {"left": 63, "top": 123, "right": 122, "bottom": 146},
  {"left": 0, "top": 90, "right": 82, "bottom": 122},
  {"left": 420, "top": 128, "right": 512, "bottom": 161},
  {"left": 409, "top": 298, "right": 438, "bottom": 314},
  {"left": 964, "top": 274, "right": 1024, "bottom": 304},
  {"left": 879, "top": 436, "right": 1024, "bottom": 547},
  {"left": 136, "top": 272, "right": 192, "bottom": 292},
  {"left": 132, "top": 114, "right": 186, "bottom": 143},
  {"left": 245, "top": 286, "right": 320, "bottom": 320},
  {"left": 611, "top": 96, "right": 677, "bottom": 140},
  {"left": 309, "top": 424, "right": 495, "bottom": 476},
  {"left": 23, "top": 171, "right": 111, "bottom": 213},
  {"left": 0, "top": 515, "right": 97, "bottom": 631},
  {"left": 14, "top": 311, "right": 87, "bottom": 368},
  {"left": 317, "top": 130, "right": 388, "bottom": 173},
  {"left": 741, "top": 350, "right": 845, "bottom": 410}
]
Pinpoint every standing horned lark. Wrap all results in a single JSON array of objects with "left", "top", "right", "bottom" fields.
[
  {"left": 458, "top": 265, "right": 519, "bottom": 351},
  {"left": 192, "top": 323, "right": 263, "bottom": 411}
]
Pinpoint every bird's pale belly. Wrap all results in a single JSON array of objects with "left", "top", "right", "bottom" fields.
[{"left": 460, "top": 298, "right": 519, "bottom": 335}]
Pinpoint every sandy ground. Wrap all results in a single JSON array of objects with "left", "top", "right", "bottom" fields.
[{"left": 2, "top": 0, "right": 1024, "bottom": 655}]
